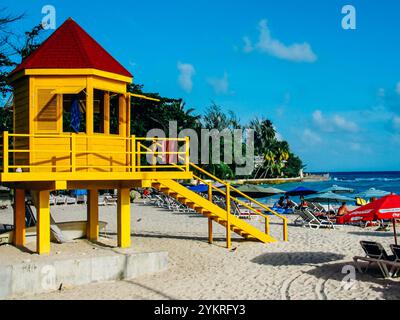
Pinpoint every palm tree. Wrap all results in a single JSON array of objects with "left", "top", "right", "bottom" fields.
[{"left": 249, "top": 117, "right": 276, "bottom": 155}]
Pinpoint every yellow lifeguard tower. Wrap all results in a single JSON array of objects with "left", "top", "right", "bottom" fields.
[{"left": 2, "top": 18, "right": 287, "bottom": 255}]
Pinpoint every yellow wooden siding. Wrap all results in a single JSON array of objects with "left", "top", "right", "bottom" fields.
[
  {"left": 13, "top": 78, "right": 29, "bottom": 134},
  {"left": 13, "top": 73, "right": 131, "bottom": 174},
  {"left": 35, "top": 89, "right": 60, "bottom": 132},
  {"left": 13, "top": 78, "right": 30, "bottom": 169},
  {"left": 30, "top": 136, "right": 129, "bottom": 173}
]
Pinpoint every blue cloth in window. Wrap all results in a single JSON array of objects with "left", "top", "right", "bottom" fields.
[{"left": 70, "top": 98, "right": 81, "bottom": 133}]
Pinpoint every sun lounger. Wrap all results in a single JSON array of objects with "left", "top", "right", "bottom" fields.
[
  {"left": 49, "top": 195, "right": 56, "bottom": 206},
  {"left": 231, "top": 202, "right": 253, "bottom": 219},
  {"left": 389, "top": 245, "right": 400, "bottom": 277},
  {"left": 105, "top": 195, "right": 117, "bottom": 206},
  {"left": 294, "top": 208, "right": 336, "bottom": 229},
  {"left": 353, "top": 241, "right": 396, "bottom": 278},
  {"left": 66, "top": 196, "right": 77, "bottom": 205},
  {"left": 56, "top": 195, "right": 67, "bottom": 205},
  {"left": 76, "top": 194, "right": 87, "bottom": 204},
  {"left": 98, "top": 196, "right": 107, "bottom": 206},
  {"left": 308, "top": 202, "right": 327, "bottom": 214}
]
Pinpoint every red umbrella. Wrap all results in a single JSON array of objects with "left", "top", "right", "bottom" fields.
[{"left": 337, "top": 194, "right": 400, "bottom": 244}]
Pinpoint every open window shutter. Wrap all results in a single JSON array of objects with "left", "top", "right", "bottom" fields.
[{"left": 36, "top": 89, "right": 58, "bottom": 132}]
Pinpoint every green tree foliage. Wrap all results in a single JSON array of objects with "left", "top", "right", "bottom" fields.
[
  {"left": 128, "top": 83, "right": 201, "bottom": 136},
  {"left": 0, "top": 9, "right": 24, "bottom": 99}
]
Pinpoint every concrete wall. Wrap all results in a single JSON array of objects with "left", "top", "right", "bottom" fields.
[{"left": 0, "top": 251, "right": 168, "bottom": 299}]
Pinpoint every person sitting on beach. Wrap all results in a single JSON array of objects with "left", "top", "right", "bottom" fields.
[
  {"left": 276, "top": 196, "right": 285, "bottom": 208},
  {"left": 297, "top": 196, "right": 309, "bottom": 210},
  {"left": 337, "top": 202, "right": 350, "bottom": 216},
  {"left": 284, "top": 196, "right": 296, "bottom": 209}
]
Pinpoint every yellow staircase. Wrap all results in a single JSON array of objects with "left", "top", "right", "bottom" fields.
[{"left": 152, "top": 163, "right": 288, "bottom": 246}]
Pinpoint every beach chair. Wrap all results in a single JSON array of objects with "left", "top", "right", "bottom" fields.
[
  {"left": 105, "top": 195, "right": 117, "bottom": 206},
  {"left": 0, "top": 201, "right": 8, "bottom": 210},
  {"left": 389, "top": 245, "right": 400, "bottom": 277},
  {"left": 353, "top": 241, "right": 396, "bottom": 278},
  {"left": 98, "top": 195, "right": 107, "bottom": 206},
  {"left": 56, "top": 195, "right": 67, "bottom": 205},
  {"left": 76, "top": 194, "right": 87, "bottom": 204},
  {"left": 231, "top": 201, "right": 252, "bottom": 219},
  {"left": 66, "top": 196, "right": 77, "bottom": 205},
  {"left": 308, "top": 202, "right": 326, "bottom": 214},
  {"left": 294, "top": 208, "right": 335, "bottom": 229},
  {"left": 49, "top": 195, "right": 56, "bottom": 206}
]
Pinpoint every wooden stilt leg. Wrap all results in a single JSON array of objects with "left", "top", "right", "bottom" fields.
[
  {"left": 208, "top": 218, "right": 213, "bottom": 244},
  {"left": 36, "top": 191, "right": 50, "bottom": 255},
  {"left": 117, "top": 188, "right": 131, "bottom": 248},
  {"left": 13, "top": 189, "right": 26, "bottom": 247},
  {"left": 87, "top": 189, "right": 99, "bottom": 242}
]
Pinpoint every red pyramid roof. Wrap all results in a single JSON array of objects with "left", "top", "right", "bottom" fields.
[{"left": 11, "top": 18, "right": 132, "bottom": 78}]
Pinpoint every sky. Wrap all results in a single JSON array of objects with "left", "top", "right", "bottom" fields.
[{"left": 3, "top": 0, "right": 400, "bottom": 172}]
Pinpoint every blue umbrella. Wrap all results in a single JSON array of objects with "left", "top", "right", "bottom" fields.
[
  {"left": 70, "top": 98, "right": 81, "bottom": 133},
  {"left": 188, "top": 184, "right": 209, "bottom": 193},
  {"left": 356, "top": 188, "right": 391, "bottom": 199},
  {"left": 286, "top": 186, "right": 317, "bottom": 196}
]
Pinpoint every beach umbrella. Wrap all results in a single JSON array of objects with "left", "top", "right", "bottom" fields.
[
  {"left": 305, "top": 192, "right": 355, "bottom": 212},
  {"left": 355, "top": 188, "right": 391, "bottom": 199},
  {"left": 188, "top": 184, "right": 209, "bottom": 193},
  {"left": 305, "top": 192, "right": 355, "bottom": 203},
  {"left": 319, "top": 185, "right": 354, "bottom": 194},
  {"left": 231, "top": 185, "right": 285, "bottom": 198},
  {"left": 286, "top": 186, "right": 317, "bottom": 197},
  {"left": 336, "top": 194, "right": 400, "bottom": 244}
]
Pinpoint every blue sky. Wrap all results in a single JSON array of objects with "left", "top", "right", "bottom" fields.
[{"left": 3, "top": 0, "right": 400, "bottom": 172}]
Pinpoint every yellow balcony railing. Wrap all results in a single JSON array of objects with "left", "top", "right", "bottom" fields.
[{"left": 0, "top": 132, "right": 190, "bottom": 174}]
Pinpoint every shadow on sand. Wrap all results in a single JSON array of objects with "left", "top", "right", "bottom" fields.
[{"left": 251, "top": 251, "right": 345, "bottom": 267}]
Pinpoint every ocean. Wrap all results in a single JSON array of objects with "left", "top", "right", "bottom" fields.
[{"left": 260, "top": 171, "right": 400, "bottom": 205}]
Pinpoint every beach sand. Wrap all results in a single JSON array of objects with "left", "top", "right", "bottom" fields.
[{"left": 1, "top": 201, "right": 400, "bottom": 300}]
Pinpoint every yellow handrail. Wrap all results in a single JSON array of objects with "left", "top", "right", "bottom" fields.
[
  {"left": 1, "top": 132, "right": 190, "bottom": 174},
  {"left": 190, "top": 162, "right": 288, "bottom": 242}
]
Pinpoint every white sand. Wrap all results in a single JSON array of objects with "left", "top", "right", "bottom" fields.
[{"left": 1, "top": 201, "right": 400, "bottom": 300}]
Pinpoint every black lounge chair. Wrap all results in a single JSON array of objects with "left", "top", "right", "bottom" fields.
[
  {"left": 389, "top": 245, "right": 400, "bottom": 277},
  {"left": 353, "top": 241, "right": 396, "bottom": 278}
]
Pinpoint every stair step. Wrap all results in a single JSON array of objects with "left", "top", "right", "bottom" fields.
[{"left": 153, "top": 179, "right": 278, "bottom": 244}]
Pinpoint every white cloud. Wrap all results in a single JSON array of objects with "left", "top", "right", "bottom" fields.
[
  {"left": 302, "top": 128, "right": 322, "bottom": 145},
  {"left": 349, "top": 142, "right": 361, "bottom": 151},
  {"left": 392, "top": 116, "right": 400, "bottom": 131},
  {"left": 243, "top": 19, "right": 317, "bottom": 63},
  {"left": 243, "top": 37, "right": 254, "bottom": 53},
  {"left": 332, "top": 115, "right": 359, "bottom": 133},
  {"left": 207, "top": 72, "right": 230, "bottom": 95},
  {"left": 177, "top": 62, "right": 195, "bottom": 93},
  {"left": 312, "top": 110, "right": 359, "bottom": 133},
  {"left": 312, "top": 110, "right": 326, "bottom": 127},
  {"left": 276, "top": 93, "right": 291, "bottom": 117}
]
